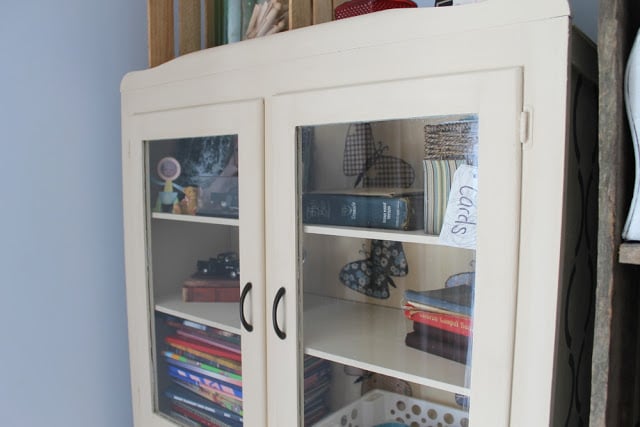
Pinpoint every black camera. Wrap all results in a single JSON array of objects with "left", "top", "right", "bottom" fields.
[{"left": 196, "top": 252, "right": 240, "bottom": 279}]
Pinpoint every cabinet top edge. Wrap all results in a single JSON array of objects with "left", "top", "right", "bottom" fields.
[{"left": 121, "top": 3, "right": 570, "bottom": 93}]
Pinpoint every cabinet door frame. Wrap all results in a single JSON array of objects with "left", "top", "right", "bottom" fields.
[
  {"left": 122, "top": 99, "right": 266, "bottom": 426},
  {"left": 266, "top": 68, "right": 523, "bottom": 426}
]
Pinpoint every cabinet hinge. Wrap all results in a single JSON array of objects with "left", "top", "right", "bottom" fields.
[{"left": 519, "top": 107, "right": 532, "bottom": 145}]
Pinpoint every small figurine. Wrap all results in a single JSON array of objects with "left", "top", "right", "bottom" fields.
[{"left": 156, "top": 157, "right": 181, "bottom": 212}]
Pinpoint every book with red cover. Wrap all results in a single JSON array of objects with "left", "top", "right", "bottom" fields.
[
  {"left": 404, "top": 308, "right": 473, "bottom": 337},
  {"left": 403, "top": 284, "right": 473, "bottom": 316},
  {"left": 182, "top": 275, "right": 240, "bottom": 302}
]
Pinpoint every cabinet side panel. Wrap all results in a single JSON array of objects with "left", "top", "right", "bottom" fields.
[
  {"left": 551, "top": 36, "right": 598, "bottom": 425},
  {"left": 509, "top": 17, "right": 573, "bottom": 427}
]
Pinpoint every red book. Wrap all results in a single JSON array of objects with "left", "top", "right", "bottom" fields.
[
  {"left": 404, "top": 309, "right": 473, "bottom": 337},
  {"left": 182, "top": 275, "right": 240, "bottom": 303}
]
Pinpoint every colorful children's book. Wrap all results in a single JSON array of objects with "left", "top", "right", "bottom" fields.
[
  {"left": 166, "top": 335, "right": 242, "bottom": 363},
  {"left": 176, "top": 329, "right": 241, "bottom": 354},
  {"left": 166, "top": 339, "right": 242, "bottom": 375},
  {"left": 164, "top": 352, "right": 243, "bottom": 386},
  {"left": 166, "top": 385, "right": 243, "bottom": 427},
  {"left": 172, "top": 379, "right": 243, "bottom": 416},
  {"left": 164, "top": 315, "right": 242, "bottom": 346},
  {"left": 168, "top": 364, "right": 243, "bottom": 399}
]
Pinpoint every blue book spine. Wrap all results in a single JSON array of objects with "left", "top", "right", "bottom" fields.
[{"left": 404, "top": 285, "right": 473, "bottom": 316}]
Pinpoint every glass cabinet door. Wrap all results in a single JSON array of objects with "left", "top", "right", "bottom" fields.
[
  {"left": 268, "top": 69, "right": 523, "bottom": 426},
  {"left": 126, "top": 100, "right": 265, "bottom": 426}
]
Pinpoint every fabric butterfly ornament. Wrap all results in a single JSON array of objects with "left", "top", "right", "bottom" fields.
[
  {"left": 343, "top": 122, "right": 415, "bottom": 188},
  {"left": 339, "top": 240, "right": 409, "bottom": 299}
]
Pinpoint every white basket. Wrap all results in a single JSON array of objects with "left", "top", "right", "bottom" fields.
[{"left": 312, "top": 389, "right": 469, "bottom": 427}]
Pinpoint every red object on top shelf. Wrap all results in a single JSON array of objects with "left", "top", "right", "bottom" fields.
[{"left": 335, "top": 0, "right": 418, "bottom": 20}]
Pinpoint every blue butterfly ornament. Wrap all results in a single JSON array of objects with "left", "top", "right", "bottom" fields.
[{"left": 339, "top": 240, "right": 409, "bottom": 299}]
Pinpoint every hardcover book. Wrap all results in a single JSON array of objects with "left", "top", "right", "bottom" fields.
[
  {"left": 403, "top": 284, "right": 473, "bottom": 316},
  {"left": 165, "top": 384, "right": 243, "bottom": 426},
  {"left": 302, "top": 188, "right": 424, "bottom": 230},
  {"left": 172, "top": 379, "right": 243, "bottom": 416},
  {"left": 182, "top": 275, "right": 240, "bottom": 303},
  {"left": 405, "top": 330, "right": 470, "bottom": 364},
  {"left": 403, "top": 308, "right": 473, "bottom": 336},
  {"left": 411, "top": 321, "right": 471, "bottom": 345}
]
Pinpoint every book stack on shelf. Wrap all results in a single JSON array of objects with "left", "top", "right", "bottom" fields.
[
  {"left": 161, "top": 315, "right": 243, "bottom": 427},
  {"left": 402, "top": 283, "right": 473, "bottom": 364},
  {"left": 182, "top": 274, "right": 240, "bottom": 303},
  {"left": 303, "top": 356, "right": 332, "bottom": 426}
]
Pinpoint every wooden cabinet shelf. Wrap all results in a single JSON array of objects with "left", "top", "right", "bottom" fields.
[{"left": 303, "top": 293, "right": 469, "bottom": 395}]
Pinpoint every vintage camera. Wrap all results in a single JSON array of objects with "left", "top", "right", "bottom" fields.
[{"left": 196, "top": 252, "right": 240, "bottom": 279}]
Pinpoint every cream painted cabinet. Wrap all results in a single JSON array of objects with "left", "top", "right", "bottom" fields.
[
  {"left": 121, "top": 2, "right": 596, "bottom": 426},
  {"left": 121, "top": 101, "right": 267, "bottom": 426}
]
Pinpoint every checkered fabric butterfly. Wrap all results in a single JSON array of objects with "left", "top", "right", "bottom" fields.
[
  {"left": 339, "top": 240, "right": 408, "bottom": 299},
  {"left": 343, "top": 122, "right": 415, "bottom": 188}
]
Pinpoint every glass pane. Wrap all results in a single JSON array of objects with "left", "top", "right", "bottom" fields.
[
  {"left": 149, "top": 136, "right": 239, "bottom": 218},
  {"left": 145, "top": 136, "right": 245, "bottom": 425},
  {"left": 298, "top": 116, "right": 477, "bottom": 426}
]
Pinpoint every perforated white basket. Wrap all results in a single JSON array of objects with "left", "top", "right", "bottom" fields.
[{"left": 312, "top": 389, "right": 469, "bottom": 427}]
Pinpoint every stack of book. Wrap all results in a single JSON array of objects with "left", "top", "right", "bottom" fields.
[
  {"left": 402, "top": 285, "right": 473, "bottom": 364},
  {"left": 161, "top": 315, "right": 243, "bottom": 427},
  {"left": 303, "top": 356, "right": 332, "bottom": 426}
]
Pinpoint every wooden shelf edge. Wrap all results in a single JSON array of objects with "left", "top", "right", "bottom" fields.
[{"left": 619, "top": 242, "right": 640, "bottom": 264}]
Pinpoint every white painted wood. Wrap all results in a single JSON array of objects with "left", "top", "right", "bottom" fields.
[
  {"left": 155, "top": 294, "right": 242, "bottom": 334},
  {"left": 122, "top": 4, "right": 577, "bottom": 427},
  {"left": 151, "top": 212, "right": 240, "bottom": 227},
  {"left": 303, "top": 225, "right": 443, "bottom": 245}
]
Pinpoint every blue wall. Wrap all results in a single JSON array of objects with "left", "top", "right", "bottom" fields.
[{"left": 0, "top": 2, "right": 146, "bottom": 426}]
